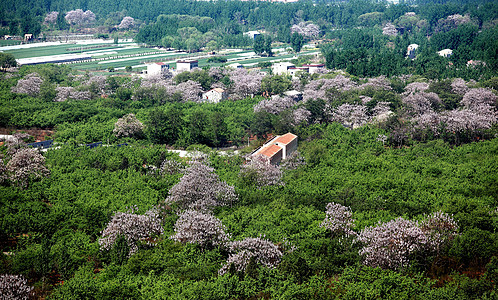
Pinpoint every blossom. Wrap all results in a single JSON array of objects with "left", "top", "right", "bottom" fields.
[
  {"left": 118, "top": 16, "right": 135, "bottom": 29},
  {"left": 253, "top": 96, "right": 296, "bottom": 115},
  {"left": 331, "top": 104, "right": 370, "bottom": 129},
  {"left": 0, "top": 274, "right": 33, "bottom": 300},
  {"left": 65, "top": 9, "right": 96, "bottom": 26},
  {"left": 239, "top": 156, "right": 284, "bottom": 188},
  {"left": 44, "top": 11, "right": 59, "bottom": 24},
  {"left": 171, "top": 210, "right": 230, "bottom": 248},
  {"left": 320, "top": 202, "right": 356, "bottom": 237},
  {"left": 291, "top": 22, "right": 320, "bottom": 38},
  {"left": 113, "top": 113, "right": 145, "bottom": 138},
  {"left": 382, "top": 23, "right": 397, "bottom": 36},
  {"left": 11, "top": 73, "right": 43, "bottom": 96}
]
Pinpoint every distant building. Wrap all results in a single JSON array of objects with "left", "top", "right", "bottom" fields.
[
  {"left": 243, "top": 31, "right": 261, "bottom": 40},
  {"left": 146, "top": 62, "right": 169, "bottom": 76},
  {"left": 406, "top": 44, "right": 419, "bottom": 59},
  {"left": 287, "top": 66, "right": 309, "bottom": 78},
  {"left": 283, "top": 90, "right": 303, "bottom": 101},
  {"left": 24, "top": 34, "right": 33, "bottom": 41},
  {"left": 252, "top": 132, "right": 298, "bottom": 165},
  {"left": 176, "top": 60, "right": 198, "bottom": 72},
  {"left": 227, "top": 63, "right": 244, "bottom": 69},
  {"left": 438, "top": 49, "right": 453, "bottom": 58},
  {"left": 272, "top": 62, "right": 295, "bottom": 75},
  {"left": 302, "top": 64, "right": 325, "bottom": 74},
  {"left": 202, "top": 88, "right": 228, "bottom": 103}
]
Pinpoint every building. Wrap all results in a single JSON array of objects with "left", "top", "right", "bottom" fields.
[
  {"left": 438, "top": 49, "right": 453, "bottom": 58},
  {"left": 202, "top": 88, "right": 228, "bottom": 103},
  {"left": 283, "top": 90, "right": 303, "bottom": 101},
  {"left": 227, "top": 63, "right": 244, "bottom": 69},
  {"left": 406, "top": 44, "right": 419, "bottom": 59},
  {"left": 24, "top": 34, "right": 33, "bottom": 41},
  {"left": 243, "top": 31, "right": 261, "bottom": 40},
  {"left": 146, "top": 62, "right": 169, "bottom": 76},
  {"left": 287, "top": 66, "right": 309, "bottom": 77},
  {"left": 302, "top": 64, "right": 325, "bottom": 74},
  {"left": 176, "top": 60, "right": 198, "bottom": 72},
  {"left": 272, "top": 62, "right": 295, "bottom": 75},
  {"left": 252, "top": 132, "right": 298, "bottom": 165}
]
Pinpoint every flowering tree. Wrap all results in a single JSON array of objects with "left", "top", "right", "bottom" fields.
[
  {"left": 320, "top": 202, "right": 356, "bottom": 237},
  {"left": 113, "top": 113, "right": 145, "bottom": 138},
  {"left": 0, "top": 274, "right": 33, "bottom": 300},
  {"left": 175, "top": 80, "right": 203, "bottom": 102},
  {"left": 420, "top": 211, "right": 459, "bottom": 253},
  {"left": 65, "top": 9, "right": 96, "bottom": 26},
  {"left": 171, "top": 210, "right": 230, "bottom": 248},
  {"left": 219, "top": 237, "right": 283, "bottom": 275},
  {"left": 5, "top": 133, "right": 30, "bottom": 156},
  {"left": 291, "top": 107, "right": 312, "bottom": 126},
  {"left": 451, "top": 78, "right": 469, "bottom": 95},
  {"left": 11, "top": 73, "right": 43, "bottom": 96},
  {"left": 118, "top": 16, "right": 135, "bottom": 29},
  {"left": 159, "top": 159, "right": 184, "bottom": 175},
  {"left": 460, "top": 88, "right": 497, "bottom": 109},
  {"left": 0, "top": 159, "right": 8, "bottom": 184},
  {"left": 165, "top": 162, "right": 237, "bottom": 211},
  {"left": 382, "top": 23, "right": 398, "bottom": 36},
  {"left": 291, "top": 22, "right": 320, "bottom": 38},
  {"left": 229, "top": 69, "right": 264, "bottom": 99},
  {"left": 7, "top": 148, "right": 50, "bottom": 188},
  {"left": 358, "top": 76, "right": 392, "bottom": 91},
  {"left": 82, "top": 75, "right": 108, "bottom": 96},
  {"left": 99, "top": 208, "right": 164, "bottom": 256},
  {"left": 403, "top": 82, "right": 430, "bottom": 95},
  {"left": 253, "top": 96, "right": 296, "bottom": 115},
  {"left": 44, "top": 11, "right": 59, "bottom": 24},
  {"left": 331, "top": 104, "right": 370, "bottom": 129},
  {"left": 357, "top": 217, "right": 428, "bottom": 270},
  {"left": 239, "top": 156, "right": 284, "bottom": 188},
  {"left": 402, "top": 92, "right": 442, "bottom": 116}
]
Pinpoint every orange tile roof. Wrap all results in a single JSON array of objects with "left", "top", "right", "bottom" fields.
[
  {"left": 273, "top": 133, "right": 297, "bottom": 145},
  {"left": 256, "top": 144, "right": 282, "bottom": 158}
]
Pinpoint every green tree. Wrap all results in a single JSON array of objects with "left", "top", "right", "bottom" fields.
[
  {"left": 254, "top": 35, "right": 265, "bottom": 55},
  {"left": 291, "top": 32, "right": 304, "bottom": 53},
  {"left": 0, "top": 53, "right": 17, "bottom": 69}
]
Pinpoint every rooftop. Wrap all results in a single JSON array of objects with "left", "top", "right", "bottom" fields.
[
  {"left": 273, "top": 133, "right": 297, "bottom": 145},
  {"left": 257, "top": 144, "right": 282, "bottom": 158}
]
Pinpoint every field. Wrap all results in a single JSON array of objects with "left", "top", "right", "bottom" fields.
[{"left": 1, "top": 40, "right": 319, "bottom": 73}]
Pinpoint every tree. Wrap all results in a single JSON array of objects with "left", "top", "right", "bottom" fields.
[
  {"left": 0, "top": 274, "right": 33, "bottom": 299},
  {"left": 0, "top": 52, "right": 17, "bottom": 69},
  {"left": 11, "top": 73, "right": 43, "bottom": 96},
  {"left": 145, "top": 108, "right": 184, "bottom": 145},
  {"left": 165, "top": 161, "right": 237, "bottom": 211},
  {"left": 118, "top": 16, "right": 135, "bottom": 30},
  {"left": 291, "top": 32, "right": 304, "bottom": 53},
  {"left": 239, "top": 156, "right": 284, "bottom": 188},
  {"left": 171, "top": 210, "right": 230, "bottom": 248},
  {"left": 320, "top": 202, "right": 356, "bottom": 237},
  {"left": 291, "top": 22, "right": 320, "bottom": 39},
  {"left": 125, "top": 66, "right": 133, "bottom": 72},
  {"left": 265, "top": 35, "right": 273, "bottom": 57},
  {"left": 65, "top": 9, "right": 96, "bottom": 26},
  {"left": 219, "top": 237, "right": 283, "bottom": 275},
  {"left": 253, "top": 35, "right": 265, "bottom": 55},
  {"left": 261, "top": 75, "right": 292, "bottom": 96},
  {"left": 113, "top": 113, "right": 145, "bottom": 138},
  {"left": 254, "top": 95, "right": 295, "bottom": 115},
  {"left": 7, "top": 148, "right": 50, "bottom": 188},
  {"left": 99, "top": 208, "right": 164, "bottom": 256},
  {"left": 44, "top": 11, "right": 58, "bottom": 25}
]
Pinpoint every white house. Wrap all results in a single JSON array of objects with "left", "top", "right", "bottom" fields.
[
  {"left": 176, "top": 60, "right": 198, "bottom": 72},
  {"left": 438, "top": 49, "right": 453, "bottom": 58},
  {"left": 146, "top": 62, "right": 169, "bottom": 76},
  {"left": 252, "top": 132, "right": 298, "bottom": 165},
  {"left": 243, "top": 31, "right": 261, "bottom": 40},
  {"left": 406, "top": 44, "right": 419, "bottom": 59},
  {"left": 272, "top": 62, "right": 296, "bottom": 75},
  {"left": 227, "top": 63, "right": 244, "bottom": 69},
  {"left": 202, "top": 88, "right": 228, "bottom": 103}
]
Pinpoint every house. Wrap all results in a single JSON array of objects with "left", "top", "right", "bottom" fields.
[
  {"left": 202, "top": 88, "right": 228, "bottom": 103},
  {"left": 176, "top": 60, "right": 198, "bottom": 72},
  {"left": 283, "top": 90, "right": 303, "bottom": 101},
  {"left": 406, "top": 44, "right": 418, "bottom": 59},
  {"left": 438, "top": 49, "right": 453, "bottom": 58},
  {"left": 243, "top": 31, "right": 261, "bottom": 40},
  {"left": 227, "top": 63, "right": 244, "bottom": 69},
  {"left": 272, "top": 62, "right": 295, "bottom": 75},
  {"left": 146, "top": 62, "right": 169, "bottom": 76},
  {"left": 24, "top": 34, "right": 33, "bottom": 41},
  {"left": 302, "top": 64, "right": 325, "bottom": 74},
  {"left": 287, "top": 66, "right": 309, "bottom": 78},
  {"left": 252, "top": 132, "right": 298, "bottom": 165}
]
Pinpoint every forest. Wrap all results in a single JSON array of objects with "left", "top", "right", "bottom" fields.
[{"left": 0, "top": 0, "right": 498, "bottom": 299}]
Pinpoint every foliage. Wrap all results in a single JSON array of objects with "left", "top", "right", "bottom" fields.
[
  {"left": 6, "top": 148, "right": 50, "bottom": 188},
  {"left": 171, "top": 210, "right": 230, "bottom": 248},
  {"left": 113, "top": 113, "right": 145, "bottom": 138}
]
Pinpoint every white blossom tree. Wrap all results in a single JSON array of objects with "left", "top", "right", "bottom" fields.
[
  {"left": 11, "top": 73, "right": 44, "bottom": 96},
  {"left": 451, "top": 78, "right": 469, "bottom": 95},
  {"left": 65, "top": 9, "right": 96, "bottom": 26},
  {"left": 165, "top": 162, "right": 237, "bottom": 211},
  {"left": 113, "top": 113, "right": 145, "bottom": 138},
  {"left": 7, "top": 148, "right": 50, "bottom": 188},
  {"left": 118, "top": 16, "right": 135, "bottom": 30},
  {"left": 99, "top": 208, "right": 164, "bottom": 256},
  {"left": 0, "top": 274, "right": 33, "bottom": 300},
  {"left": 175, "top": 80, "right": 203, "bottom": 102},
  {"left": 229, "top": 69, "right": 264, "bottom": 99},
  {"left": 460, "top": 88, "right": 497, "bottom": 109},
  {"left": 171, "top": 210, "right": 230, "bottom": 248},
  {"left": 382, "top": 23, "right": 398, "bottom": 36},
  {"left": 44, "top": 11, "right": 59, "bottom": 24},
  {"left": 291, "top": 22, "right": 320, "bottom": 38},
  {"left": 320, "top": 202, "right": 356, "bottom": 237},
  {"left": 403, "top": 82, "right": 430, "bottom": 95},
  {"left": 219, "top": 237, "right": 283, "bottom": 275},
  {"left": 331, "top": 104, "right": 370, "bottom": 129},
  {"left": 253, "top": 96, "right": 296, "bottom": 115},
  {"left": 239, "top": 156, "right": 284, "bottom": 188}
]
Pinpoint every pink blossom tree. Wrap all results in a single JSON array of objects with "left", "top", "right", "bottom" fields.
[
  {"left": 219, "top": 237, "right": 283, "bottom": 275},
  {"left": 420, "top": 211, "right": 459, "bottom": 254},
  {"left": 118, "top": 16, "right": 135, "bottom": 30},
  {"left": 320, "top": 202, "right": 356, "bottom": 237},
  {"left": 165, "top": 162, "right": 237, "bottom": 211},
  {"left": 331, "top": 104, "right": 370, "bottom": 129},
  {"left": 175, "top": 80, "right": 203, "bottom": 102},
  {"left": 253, "top": 96, "right": 296, "bottom": 115},
  {"left": 291, "top": 22, "right": 320, "bottom": 38},
  {"left": 11, "top": 73, "right": 44, "bottom": 96},
  {"left": 402, "top": 92, "right": 442, "bottom": 116},
  {"left": 171, "top": 210, "right": 230, "bottom": 248},
  {"left": 291, "top": 107, "right": 312, "bottom": 126},
  {"left": 358, "top": 76, "right": 392, "bottom": 91},
  {"left": 5, "top": 133, "right": 30, "bottom": 156},
  {"left": 451, "top": 78, "right": 469, "bottom": 95},
  {"left": 382, "top": 23, "right": 398, "bottom": 36},
  {"left": 239, "top": 156, "right": 284, "bottom": 188},
  {"left": 0, "top": 274, "right": 33, "bottom": 300},
  {"left": 6, "top": 148, "right": 50, "bottom": 188},
  {"left": 229, "top": 69, "right": 264, "bottom": 99},
  {"left": 113, "top": 113, "right": 145, "bottom": 138},
  {"left": 159, "top": 159, "right": 184, "bottom": 175},
  {"left": 280, "top": 151, "right": 306, "bottom": 171},
  {"left": 99, "top": 208, "right": 164, "bottom": 256},
  {"left": 403, "top": 82, "right": 429, "bottom": 95},
  {"left": 460, "top": 88, "right": 497, "bottom": 109},
  {"left": 44, "top": 11, "right": 59, "bottom": 24},
  {"left": 65, "top": 9, "right": 96, "bottom": 26}
]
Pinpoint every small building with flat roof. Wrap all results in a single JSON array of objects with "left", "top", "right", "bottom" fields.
[
  {"left": 251, "top": 132, "right": 298, "bottom": 165},
  {"left": 202, "top": 88, "right": 228, "bottom": 103},
  {"left": 176, "top": 60, "right": 198, "bottom": 72}
]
